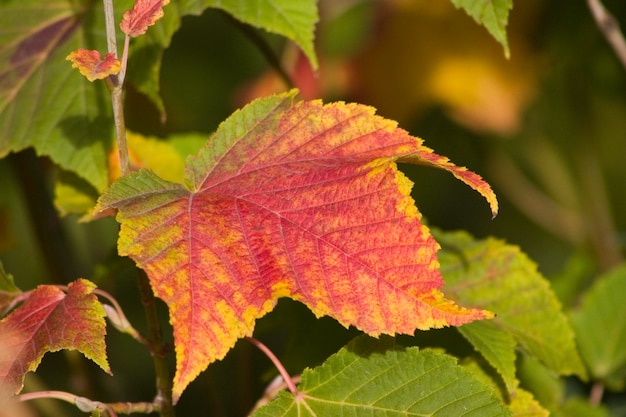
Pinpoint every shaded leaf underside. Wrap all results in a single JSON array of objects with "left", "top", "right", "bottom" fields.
[{"left": 99, "top": 90, "right": 498, "bottom": 400}]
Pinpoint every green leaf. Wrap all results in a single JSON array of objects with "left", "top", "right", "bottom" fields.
[
  {"left": 462, "top": 356, "right": 548, "bottom": 417},
  {"left": 570, "top": 264, "right": 626, "bottom": 390},
  {"left": 436, "top": 230, "right": 587, "bottom": 380},
  {"left": 451, "top": 0, "right": 512, "bottom": 58},
  {"left": 559, "top": 398, "right": 610, "bottom": 417},
  {"left": 517, "top": 355, "right": 564, "bottom": 412},
  {"left": 0, "top": 0, "right": 136, "bottom": 190},
  {"left": 53, "top": 131, "right": 205, "bottom": 218},
  {"left": 458, "top": 320, "right": 517, "bottom": 393},
  {"left": 252, "top": 336, "right": 510, "bottom": 417},
  {"left": 181, "top": 0, "right": 319, "bottom": 69}
]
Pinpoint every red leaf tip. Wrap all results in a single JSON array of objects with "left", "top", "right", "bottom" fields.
[{"left": 120, "top": 0, "right": 171, "bottom": 37}]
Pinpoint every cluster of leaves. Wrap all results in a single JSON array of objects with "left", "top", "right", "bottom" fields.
[{"left": 1, "top": 0, "right": 626, "bottom": 416}]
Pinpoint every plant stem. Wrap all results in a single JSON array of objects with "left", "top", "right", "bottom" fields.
[
  {"left": 102, "top": 0, "right": 130, "bottom": 176},
  {"left": 19, "top": 390, "right": 158, "bottom": 415},
  {"left": 102, "top": 0, "right": 117, "bottom": 58},
  {"left": 94, "top": 288, "right": 151, "bottom": 347},
  {"left": 590, "top": 381, "right": 605, "bottom": 406},
  {"left": 111, "top": 86, "right": 131, "bottom": 176},
  {"left": 587, "top": 0, "right": 626, "bottom": 71},
  {"left": 224, "top": 12, "right": 295, "bottom": 89},
  {"left": 137, "top": 272, "right": 175, "bottom": 417},
  {"left": 245, "top": 337, "right": 298, "bottom": 395}
]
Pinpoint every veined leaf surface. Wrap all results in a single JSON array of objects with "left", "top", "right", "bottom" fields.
[
  {"left": 98, "top": 90, "right": 498, "bottom": 400},
  {"left": 252, "top": 336, "right": 510, "bottom": 417},
  {"left": 0, "top": 279, "right": 109, "bottom": 398},
  {"left": 436, "top": 230, "right": 587, "bottom": 390}
]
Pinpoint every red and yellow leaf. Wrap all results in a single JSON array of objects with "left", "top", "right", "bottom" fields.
[
  {"left": 0, "top": 279, "right": 109, "bottom": 397},
  {"left": 66, "top": 49, "right": 121, "bottom": 82},
  {"left": 97, "top": 90, "right": 497, "bottom": 401},
  {"left": 120, "top": 0, "right": 170, "bottom": 38}
]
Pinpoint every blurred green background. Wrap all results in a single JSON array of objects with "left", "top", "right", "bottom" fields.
[{"left": 1, "top": 0, "right": 625, "bottom": 415}]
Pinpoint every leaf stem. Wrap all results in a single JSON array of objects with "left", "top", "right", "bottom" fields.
[
  {"left": 94, "top": 288, "right": 151, "bottom": 347},
  {"left": 590, "top": 381, "right": 605, "bottom": 406},
  {"left": 245, "top": 337, "right": 298, "bottom": 395},
  {"left": 137, "top": 272, "right": 175, "bottom": 417},
  {"left": 586, "top": 0, "right": 626, "bottom": 71}
]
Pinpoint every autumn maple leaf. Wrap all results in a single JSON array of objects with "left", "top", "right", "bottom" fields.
[{"left": 97, "top": 90, "right": 498, "bottom": 401}]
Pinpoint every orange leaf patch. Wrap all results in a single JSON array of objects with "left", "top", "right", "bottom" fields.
[
  {"left": 97, "top": 90, "right": 497, "bottom": 401},
  {"left": 66, "top": 49, "right": 121, "bottom": 82},
  {"left": 0, "top": 279, "right": 109, "bottom": 398},
  {"left": 120, "top": 0, "right": 170, "bottom": 38}
]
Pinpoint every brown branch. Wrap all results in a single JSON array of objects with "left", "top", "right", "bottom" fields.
[
  {"left": 137, "top": 272, "right": 176, "bottom": 417},
  {"left": 587, "top": 0, "right": 626, "bottom": 71}
]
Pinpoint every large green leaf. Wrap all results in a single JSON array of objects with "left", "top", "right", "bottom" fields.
[
  {"left": 436, "top": 230, "right": 587, "bottom": 384},
  {"left": 451, "top": 0, "right": 512, "bottom": 57},
  {"left": 181, "top": 0, "right": 319, "bottom": 69},
  {"left": 570, "top": 264, "right": 626, "bottom": 390},
  {"left": 252, "top": 336, "right": 510, "bottom": 417},
  {"left": 0, "top": 0, "right": 131, "bottom": 190}
]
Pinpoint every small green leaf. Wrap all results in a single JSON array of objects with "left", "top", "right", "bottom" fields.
[
  {"left": 182, "top": 0, "right": 319, "bottom": 69},
  {"left": 570, "top": 264, "right": 626, "bottom": 390},
  {"left": 451, "top": 0, "right": 512, "bottom": 58},
  {"left": 436, "top": 230, "right": 587, "bottom": 380},
  {"left": 252, "top": 336, "right": 510, "bottom": 417}
]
